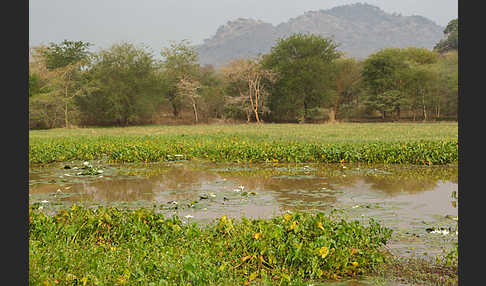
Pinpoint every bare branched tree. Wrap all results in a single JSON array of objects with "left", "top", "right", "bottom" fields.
[
  {"left": 177, "top": 75, "right": 201, "bottom": 123},
  {"left": 222, "top": 58, "right": 274, "bottom": 123}
]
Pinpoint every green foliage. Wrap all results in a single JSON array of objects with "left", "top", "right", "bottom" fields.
[
  {"left": 29, "top": 36, "right": 458, "bottom": 127},
  {"left": 40, "top": 40, "right": 92, "bottom": 70},
  {"left": 29, "top": 93, "right": 65, "bottom": 129},
  {"left": 76, "top": 43, "right": 162, "bottom": 126},
  {"left": 160, "top": 40, "right": 201, "bottom": 117},
  {"left": 29, "top": 132, "right": 457, "bottom": 165},
  {"left": 262, "top": 33, "right": 341, "bottom": 122},
  {"left": 361, "top": 49, "right": 410, "bottom": 118},
  {"left": 29, "top": 73, "right": 44, "bottom": 97},
  {"left": 29, "top": 205, "right": 392, "bottom": 285},
  {"left": 434, "top": 19, "right": 458, "bottom": 53}
]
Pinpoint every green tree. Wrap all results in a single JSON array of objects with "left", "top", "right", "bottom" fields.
[
  {"left": 434, "top": 19, "right": 458, "bottom": 53},
  {"left": 29, "top": 44, "right": 90, "bottom": 128},
  {"left": 401, "top": 65, "right": 437, "bottom": 121},
  {"left": 40, "top": 40, "right": 92, "bottom": 70},
  {"left": 401, "top": 48, "right": 441, "bottom": 121},
  {"left": 76, "top": 43, "right": 161, "bottom": 126},
  {"left": 361, "top": 48, "right": 409, "bottom": 119},
  {"left": 262, "top": 33, "right": 341, "bottom": 122},
  {"left": 160, "top": 40, "right": 200, "bottom": 118},
  {"left": 29, "top": 73, "right": 43, "bottom": 97},
  {"left": 329, "top": 58, "right": 362, "bottom": 122},
  {"left": 428, "top": 51, "right": 458, "bottom": 119},
  {"left": 197, "top": 65, "right": 227, "bottom": 121}
]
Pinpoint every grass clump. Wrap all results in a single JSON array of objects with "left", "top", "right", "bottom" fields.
[{"left": 29, "top": 205, "right": 393, "bottom": 285}]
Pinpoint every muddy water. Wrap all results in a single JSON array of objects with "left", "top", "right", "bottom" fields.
[{"left": 29, "top": 161, "right": 458, "bottom": 259}]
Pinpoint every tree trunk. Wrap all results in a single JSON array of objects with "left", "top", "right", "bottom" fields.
[
  {"left": 64, "top": 85, "right": 69, "bottom": 128},
  {"left": 422, "top": 90, "right": 427, "bottom": 122},
  {"left": 192, "top": 101, "right": 198, "bottom": 123},
  {"left": 171, "top": 101, "right": 179, "bottom": 118},
  {"left": 329, "top": 99, "right": 339, "bottom": 123},
  {"left": 65, "top": 101, "right": 68, "bottom": 128},
  {"left": 328, "top": 109, "right": 336, "bottom": 123}
]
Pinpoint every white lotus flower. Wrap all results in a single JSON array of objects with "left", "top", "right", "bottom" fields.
[{"left": 431, "top": 229, "right": 449, "bottom": 235}]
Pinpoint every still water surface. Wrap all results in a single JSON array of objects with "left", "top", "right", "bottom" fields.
[{"left": 29, "top": 161, "right": 458, "bottom": 259}]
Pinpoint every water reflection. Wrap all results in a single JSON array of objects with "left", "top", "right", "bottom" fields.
[{"left": 29, "top": 162, "right": 457, "bottom": 216}]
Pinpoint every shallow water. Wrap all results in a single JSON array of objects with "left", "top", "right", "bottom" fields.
[{"left": 29, "top": 160, "right": 458, "bottom": 261}]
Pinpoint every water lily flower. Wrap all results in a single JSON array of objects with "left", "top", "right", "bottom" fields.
[{"left": 431, "top": 229, "right": 450, "bottom": 235}]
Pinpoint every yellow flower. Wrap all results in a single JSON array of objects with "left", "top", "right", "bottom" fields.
[
  {"left": 319, "top": 246, "right": 329, "bottom": 258},
  {"left": 220, "top": 215, "right": 227, "bottom": 223},
  {"left": 317, "top": 222, "right": 324, "bottom": 231},
  {"left": 289, "top": 220, "right": 297, "bottom": 230},
  {"left": 284, "top": 213, "right": 292, "bottom": 221},
  {"left": 254, "top": 232, "right": 262, "bottom": 240},
  {"left": 351, "top": 261, "right": 358, "bottom": 267}
]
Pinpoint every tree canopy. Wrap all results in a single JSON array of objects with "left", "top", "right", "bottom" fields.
[
  {"left": 262, "top": 33, "right": 341, "bottom": 122},
  {"left": 75, "top": 43, "right": 161, "bottom": 126},
  {"left": 434, "top": 19, "right": 458, "bottom": 53}
]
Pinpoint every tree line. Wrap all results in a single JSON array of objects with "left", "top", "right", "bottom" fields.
[{"left": 29, "top": 19, "right": 458, "bottom": 129}]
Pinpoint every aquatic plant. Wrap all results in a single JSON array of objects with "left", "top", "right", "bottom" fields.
[
  {"left": 29, "top": 205, "right": 393, "bottom": 285},
  {"left": 29, "top": 135, "right": 457, "bottom": 165}
]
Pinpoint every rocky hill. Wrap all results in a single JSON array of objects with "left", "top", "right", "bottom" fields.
[{"left": 196, "top": 3, "right": 445, "bottom": 67}]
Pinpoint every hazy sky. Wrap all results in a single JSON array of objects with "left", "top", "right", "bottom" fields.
[{"left": 29, "top": 0, "right": 457, "bottom": 54}]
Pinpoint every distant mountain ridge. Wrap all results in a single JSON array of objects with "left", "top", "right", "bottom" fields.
[{"left": 196, "top": 3, "right": 445, "bottom": 67}]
